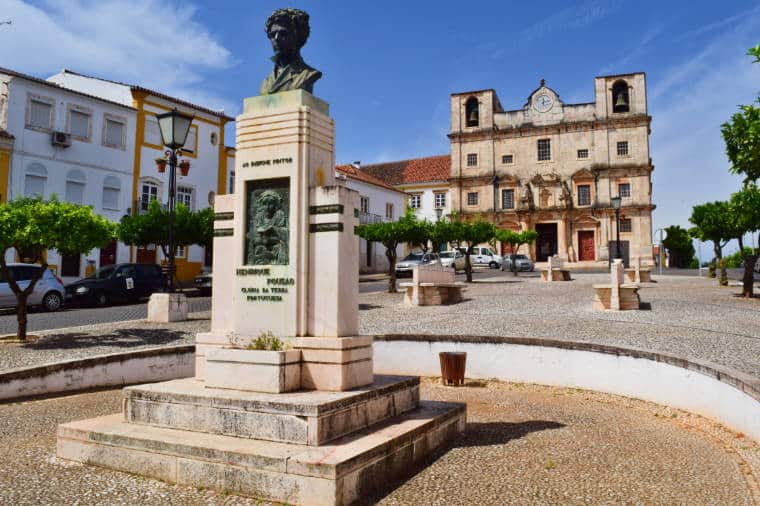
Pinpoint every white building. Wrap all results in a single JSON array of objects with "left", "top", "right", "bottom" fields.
[
  {"left": 48, "top": 70, "right": 234, "bottom": 282},
  {"left": 335, "top": 163, "right": 406, "bottom": 273},
  {"left": 0, "top": 67, "right": 137, "bottom": 282},
  {"left": 360, "top": 155, "right": 452, "bottom": 224}
]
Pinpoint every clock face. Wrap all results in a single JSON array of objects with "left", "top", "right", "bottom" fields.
[{"left": 534, "top": 94, "right": 553, "bottom": 113}]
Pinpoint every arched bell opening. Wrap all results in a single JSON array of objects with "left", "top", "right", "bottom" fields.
[{"left": 612, "top": 80, "right": 630, "bottom": 113}]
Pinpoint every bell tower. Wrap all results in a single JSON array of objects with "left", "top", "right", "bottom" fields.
[{"left": 594, "top": 73, "right": 647, "bottom": 118}]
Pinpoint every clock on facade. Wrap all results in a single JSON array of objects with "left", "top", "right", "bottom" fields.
[{"left": 534, "top": 94, "right": 553, "bottom": 113}]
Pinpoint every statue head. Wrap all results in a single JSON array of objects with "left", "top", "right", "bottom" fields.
[
  {"left": 258, "top": 190, "right": 283, "bottom": 216},
  {"left": 265, "top": 8, "right": 310, "bottom": 59}
]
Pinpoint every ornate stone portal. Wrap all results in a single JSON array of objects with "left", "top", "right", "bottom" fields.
[{"left": 56, "top": 10, "right": 464, "bottom": 505}]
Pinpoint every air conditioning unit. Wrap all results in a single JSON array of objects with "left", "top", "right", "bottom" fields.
[{"left": 51, "top": 131, "right": 71, "bottom": 148}]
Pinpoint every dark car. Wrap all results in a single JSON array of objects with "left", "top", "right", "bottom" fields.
[{"left": 65, "top": 263, "right": 167, "bottom": 307}]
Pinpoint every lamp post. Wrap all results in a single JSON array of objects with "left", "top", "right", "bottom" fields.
[
  {"left": 155, "top": 108, "right": 194, "bottom": 292},
  {"left": 611, "top": 195, "right": 622, "bottom": 260}
]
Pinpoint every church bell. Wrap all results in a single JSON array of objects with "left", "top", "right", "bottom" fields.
[
  {"left": 467, "top": 110, "right": 478, "bottom": 124},
  {"left": 614, "top": 91, "right": 629, "bottom": 109}
]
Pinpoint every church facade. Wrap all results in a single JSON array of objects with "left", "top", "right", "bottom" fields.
[{"left": 449, "top": 73, "right": 655, "bottom": 266}]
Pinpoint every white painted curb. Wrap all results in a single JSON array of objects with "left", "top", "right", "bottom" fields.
[
  {"left": 0, "top": 345, "right": 194, "bottom": 401},
  {"left": 374, "top": 337, "right": 760, "bottom": 442}
]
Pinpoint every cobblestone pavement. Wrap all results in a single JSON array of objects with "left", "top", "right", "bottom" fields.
[
  {"left": 1, "top": 379, "right": 758, "bottom": 505},
  {"left": 0, "top": 296, "right": 211, "bottom": 334},
  {"left": 0, "top": 315, "right": 209, "bottom": 372},
  {"left": 360, "top": 273, "right": 760, "bottom": 378}
]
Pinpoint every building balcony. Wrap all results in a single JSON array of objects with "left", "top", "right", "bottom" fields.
[{"left": 359, "top": 211, "right": 386, "bottom": 224}]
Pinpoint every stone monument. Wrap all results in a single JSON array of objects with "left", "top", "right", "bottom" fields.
[{"left": 56, "top": 9, "right": 465, "bottom": 505}]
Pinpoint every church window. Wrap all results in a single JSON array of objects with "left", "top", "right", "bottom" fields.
[
  {"left": 617, "top": 141, "right": 629, "bottom": 156},
  {"left": 467, "top": 192, "right": 478, "bottom": 206},
  {"left": 612, "top": 80, "right": 630, "bottom": 113},
  {"left": 465, "top": 97, "right": 479, "bottom": 127},
  {"left": 618, "top": 183, "right": 631, "bottom": 198},
  {"left": 577, "top": 149, "right": 589, "bottom": 159},
  {"left": 577, "top": 185, "right": 591, "bottom": 206},
  {"left": 537, "top": 139, "right": 551, "bottom": 161},
  {"left": 619, "top": 218, "right": 632, "bottom": 233},
  {"left": 466, "top": 153, "right": 477, "bottom": 167},
  {"left": 501, "top": 154, "right": 514, "bottom": 164},
  {"left": 501, "top": 189, "right": 514, "bottom": 209}
]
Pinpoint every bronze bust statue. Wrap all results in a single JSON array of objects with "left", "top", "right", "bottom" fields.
[{"left": 260, "top": 8, "right": 322, "bottom": 95}]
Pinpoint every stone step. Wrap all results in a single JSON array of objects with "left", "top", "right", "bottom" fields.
[
  {"left": 57, "top": 400, "right": 466, "bottom": 506},
  {"left": 124, "top": 375, "right": 420, "bottom": 446}
]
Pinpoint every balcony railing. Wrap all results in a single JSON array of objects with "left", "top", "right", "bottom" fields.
[{"left": 359, "top": 212, "right": 386, "bottom": 224}]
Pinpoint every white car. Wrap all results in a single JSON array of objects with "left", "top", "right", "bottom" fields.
[
  {"left": 461, "top": 247, "right": 503, "bottom": 269},
  {"left": 0, "top": 263, "right": 65, "bottom": 311},
  {"left": 439, "top": 251, "right": 466, "bottom": 272}
]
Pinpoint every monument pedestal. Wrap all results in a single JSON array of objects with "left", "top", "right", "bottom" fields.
[
  {"left": 146, "top": 293, "right": 188, "bottom": 322},
  {"left": 57, "top": 90, "right": 465, "bottom": 504}
]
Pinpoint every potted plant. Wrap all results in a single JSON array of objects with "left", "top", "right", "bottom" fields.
[
  {"left": 155, "top": 157, "right": 167, "bottom": 173},
  {"left": 204, "top": 331, "right": 301, "bottom": 393},
  {"left": 178, "top": 159, "right": 191, "bottom": 176}
]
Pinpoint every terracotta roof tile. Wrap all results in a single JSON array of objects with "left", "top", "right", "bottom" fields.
[
  {"left": 335, "top": 164, "right": 406, "bottom": 194},
  {"left": 359, "top": 155, "right": 450, "bottom": 186}
]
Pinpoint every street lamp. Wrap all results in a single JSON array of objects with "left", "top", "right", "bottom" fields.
[
  {"left": 155, "top": 108, "right": 194, "bottom": 292},
  {"left": 611, "top": 195, "right": 622, "bottom": 260}
]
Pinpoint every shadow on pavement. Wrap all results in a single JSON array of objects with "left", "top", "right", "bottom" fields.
[
  {"left": 22, "top": 328, "right": 188, "bottom": 351},
  {"left": 457, "top": 420, "right": 566, "bottom": 447}
]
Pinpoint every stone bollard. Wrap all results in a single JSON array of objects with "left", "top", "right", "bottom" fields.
[
  {"left": 610, "top": 259, "right": 624, "bottom": 310},
  {"left": 634, "top": 256, "right": 641, "bottom": 284},
  {"left": 547, "top": 256, "right": 553, "bottom": 282}
]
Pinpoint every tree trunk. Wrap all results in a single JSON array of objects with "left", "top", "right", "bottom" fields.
[
  {"left": 1, "top": 253, "right": 47, "bottom": 342},
  {"left": 715, "top": 244, "right": 727, "bottom": 286},
  {"left": 16, "top": 292, "right": 28, "bottom": 341},
  {"left": 737, "top": 237, "right": 757, "bottom": 298},
  {"left": 465, "top": 249, "right": 473, "bottom": 283},
  {"left": 385, "top": 247, "right": 397, "bottom": 293},
  {"left": 512, "top": 252, "right": 518, "bottom": 276}
]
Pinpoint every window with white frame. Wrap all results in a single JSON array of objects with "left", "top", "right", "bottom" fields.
[
  {"left": 65, "top": 169, "right": 86, "bottom": 204},
  {"left": 619, "top": 218, "right": 632, "bottom": 233},
  {"left": 537, "top": 138, "right": 551, "bottom": 161},
  {"left": 434, "top": 192, "right": 446, "bottom": 209},
  {"left": 102, "top": 176, "right": 121, "bottom": 210},
  {"left": 501, "top": 189, "right": 514, "bottom": 209},
  {"left": 466, "top": 153, "right": 477, "bottom": 167},
  {"left": 577, "top": 184, "right": 591, "bottom": 206},
  {"left": 177, "top": 185, "right": 193, "bottom": 209},
  {"left": 176, "top": 246, "right": 186, "bottom": 258},
  {"left": 409, "top": 193, "right": 421, "bottom": 209},
  {"left": 103, "top": 115, "right": 126, "bottom": 149},
  {"left": 385, "top": 202, "right": 394, "bottom": 220},
  {"left": 618, "top": 183, "right": 631, "bottom": 198},
  {"left": 360, "top": 196, "right": 369, "bottom": 214},
  {"left": 68, "top": 108, "right": 91, "bottom": 140},
  {"left": 140, "top": 181, "right": 159, "bottom": 211},
  {"left": 501, "top": 154, "right": 514, "bottom": 164},
  {"left": 467, "top": 192, "right": 478, "bottom": 206},
  {"left": 577, "top": 149, "right": 589, "bottom": 159},
  {"left": 616, "top": 141, "right": 629, "bottom": 156},
  {"left": 24, "top": 163, "right": 47, "bottom": 197},
  {"left": 27, "top": 97, "right": 53, "bottom": 130}
]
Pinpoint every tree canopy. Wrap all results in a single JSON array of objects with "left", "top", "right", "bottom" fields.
[
  {"left": 450, "top": 215, "right": 496, "bottom": 282},
  {"left": 662, "top": 225, "right": 696, "bottom": 269},
  {"left": 728, "top": 184, "right": 760, "bottom": 297},
  {"left": 0, "top": 196, "right": 115, "bottom": 340},
  {"left": 356, "top": 210, "right": 428, "bottom": 292},
  {"left": 688, "top": 201, "right": 734, "bottom": 285},
  {"left": 721, "top": 46, "right": 760, "bottom": 183},
  {"left": 495, "top": 228, "right": 538, "bottom": 276}
]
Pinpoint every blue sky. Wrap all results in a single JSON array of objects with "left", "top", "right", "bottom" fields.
[{"left": 1, "top": 0, "right": 759, "bottom": 254}]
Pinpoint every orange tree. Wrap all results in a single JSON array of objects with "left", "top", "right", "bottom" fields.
[
  {"left": 0, "top": 197, "right": 115, "bottom": 340},
  {"left": 495, "top": 229, "right": 538, "bottom": 276},
  {"left": 450, "top": 215, "right": 496, "bottom": 282}
]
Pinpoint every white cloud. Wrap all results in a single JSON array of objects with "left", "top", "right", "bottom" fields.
[
  {"left": 649, "top": 13, "right": 760, "bottom": 253},
  {"left": 0, "top": 0, "right": 238, "bottom": 113},
  {"left": 521, "top": 0, "right": 621, "bottom": 42}
]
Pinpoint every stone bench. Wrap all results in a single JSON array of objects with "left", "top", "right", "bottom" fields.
[
  {"left": 592, "top": 283, "right": 641, "bottom": 310},
  {"left": 625, "top": 268, "right": 652, "bottom": 283},
  {"left": 541, "top": 268, "right": 572, "bottom": 281},
  {"left": 400, "top": 264, "right": 465, "bottom": 306}
]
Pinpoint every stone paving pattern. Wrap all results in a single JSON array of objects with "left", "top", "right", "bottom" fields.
[
  {"left": 360, "top": 273, "right": 760, "bottom": 378},
  {"left": 1, "top": 379, "right": 758, "bottom": 505}
]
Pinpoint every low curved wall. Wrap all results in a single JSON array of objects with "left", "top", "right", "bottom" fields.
[
  {"left": 373, "top": 336, "right": 760, "bottom": 442},
  {"left": 0, "top": 345, "right": 195, "bottom": 401}
]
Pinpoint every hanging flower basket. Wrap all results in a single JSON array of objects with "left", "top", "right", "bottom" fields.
[
  {"left": 179, "top": 159, "right": 191, "bottom": 177},
  {"left": 155, "top": 158, "right": 167, "bottom": 173}
]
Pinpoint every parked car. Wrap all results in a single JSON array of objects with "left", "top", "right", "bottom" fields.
[
  {"left": 65, "top": 263, "right": 166, "bottom": 307},
  {"left": 395, "top": 252, "right": 439, "bottom": 278},
  {"left": 502, "top": 254, "right": 535, "bottom": 272},
  {"left": 194, "top": 269, "right": 212, "bottom": 296},
  {"left": 439, "top": 251, "right": 466, "bottom": 272},
  {"left": 0, "top": 263, "right": 65, "bottom": 312},
  {"left": 458, "top": 247, "right": 503, "bottom": 269}
]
